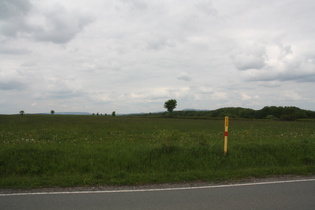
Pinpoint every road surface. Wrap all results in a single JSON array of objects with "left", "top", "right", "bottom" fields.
[{"left": 1, "top": 178, "right": 314, "bottom": 210}]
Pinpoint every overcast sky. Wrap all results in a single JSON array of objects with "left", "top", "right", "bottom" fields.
[{"left": 1, "top": 0, "right": 315, "bottom": 114}]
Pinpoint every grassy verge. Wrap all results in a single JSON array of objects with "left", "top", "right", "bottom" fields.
[{"left": 0, "top": 115, "right": 314, "bottom": 188}]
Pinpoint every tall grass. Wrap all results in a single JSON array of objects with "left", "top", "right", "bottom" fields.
[{"left": 0, "top": 115, "right": 314, "bottom": 188}]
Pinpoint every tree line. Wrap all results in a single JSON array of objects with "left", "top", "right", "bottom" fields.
[
  {"left": 145, "top": 106, "right": 315, "bottom": 121},
  {"left": 18, "top": 100, "right": 315, "bottom": 121}
]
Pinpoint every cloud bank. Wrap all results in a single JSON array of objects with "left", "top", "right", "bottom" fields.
[{"left": 1, "top": 0, "right": 315, "bottom": 114}]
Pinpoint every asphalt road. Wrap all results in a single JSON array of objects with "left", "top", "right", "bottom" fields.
[{"left": 1, "top": 179, "right": 314, "bottom": 210}]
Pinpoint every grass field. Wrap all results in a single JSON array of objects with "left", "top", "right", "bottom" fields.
[{"left": 0, "top": 115, "right": 314, "bottom": 189}]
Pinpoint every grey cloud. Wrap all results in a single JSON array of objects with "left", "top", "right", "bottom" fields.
[
  {"left": 231, "top": 53, "right": 266, "bottom": 70},
  {"left": 47, "top": 90, "right": 84, "bottom": 99},
  {"left": 117, "top": 0, "right": 148, "bottom": 11},
  {"left": 0, "top": 19, "right": 29, "bottom": 37},
  {"left": 195, "top": 0, "right": 217, "bottom": 15},
  {"left": 35, "top": 87, "right": 84, "bottom": 100},
  {"left": 31, "top": 5, "right": 94, "bottom": 44},
  {"left": 146, "top": 37, "right": 176, "bottom": 50},
  {"left": 247, "top": 71, "right": 315, "bottom": 83},
  {"left": 0, "top": 79, "right": 26, "bottom": 90},
  {"left": 0, "top": 0, "right": 31, "bottom": 20},
  {"left": 37, "top": 77, "right": 85, "bottom": 100},
  {"left": 177, "top": 73, "right": 192, "bottom": 81},
  {"left": 0, "top": 1, "right": 93, "bottom": 43},
  {"left": 0, "top": 0, "right": 31, "bottom": 37},
  {"left": 0, "top": 47, "right": 30, "bottom": 54}
]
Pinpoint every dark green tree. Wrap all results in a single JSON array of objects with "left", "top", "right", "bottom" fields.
[
  {"left": 19, "top": 110, "right": 25, "bottom": 116},
  {"left": 112, "top": 111, "right": 116, "bottom": 116},
  {"left": 164, "top": 99, "right": 177, "bottom": 115},
  {"left": 51, "top": 110, "right": 55, "bottom": 115}
]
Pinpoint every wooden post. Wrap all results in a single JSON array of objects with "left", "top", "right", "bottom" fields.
[{"left": 224, "top": 116, "right": 229, "bottom": 155}]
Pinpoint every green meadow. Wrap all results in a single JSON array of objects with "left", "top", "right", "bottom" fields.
[{"left": 0, "top": 115, "right": 314, "bottom": 189}]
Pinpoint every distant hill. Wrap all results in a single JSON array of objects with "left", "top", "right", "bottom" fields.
[
  {"left": 181, "top": 108, "right": 210, "bottom": 111},
  {"left": 30, "top": 112, "right": 91, "bottom": 115},
  {"left": 55, "top": 112, "right": 91, "bottom": 115}
]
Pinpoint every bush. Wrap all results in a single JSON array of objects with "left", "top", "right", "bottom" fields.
[
  {"left": 266, "top": 115, "right": 278, "bottom": 120},
  {"left": 280, "top": 114, "right": 295, "bottom": 121}
]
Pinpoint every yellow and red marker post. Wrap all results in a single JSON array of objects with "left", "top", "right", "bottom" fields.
[{"left": 224, "top": 116, "right": 229, "bottom": 155}]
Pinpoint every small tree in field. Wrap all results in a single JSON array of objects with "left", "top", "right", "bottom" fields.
[
  {"left": 51, "top": 110, "right": 55, "bottom": 115},
  {"left": 19, "top": 110, "right": 25, "bottom": 116},
  {"left": 164, "top": 99, "right": 177, "bottom": 116},
  {"left": 112, "top": 111, "right": 116, "bottom": 116}
]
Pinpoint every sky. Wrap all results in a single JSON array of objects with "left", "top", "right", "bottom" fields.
[{"left": 1, "top": 0, "right": 315, "bottom": 114}]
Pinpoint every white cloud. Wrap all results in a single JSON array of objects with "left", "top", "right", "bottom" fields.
[
  {"left": 283, "top": 90, "right": 304, "bottom": 101},
  {"left": 235, "top": 43, "right": 315, "bottom": 82},
  {"left": 241, "top": 93, "right": 259, "bottom": 101},
  {"left": 231, "top": 41, "right": 266, "bottom": 70}
]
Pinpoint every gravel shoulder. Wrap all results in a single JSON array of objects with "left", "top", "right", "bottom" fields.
[{"left": 1, "top": 174, "right": 315, "bottom": 195}]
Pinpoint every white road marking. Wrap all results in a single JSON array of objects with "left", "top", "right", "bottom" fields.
[{"left": 1, "top": 178, "right": 315, "bottom": 197}]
